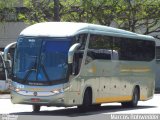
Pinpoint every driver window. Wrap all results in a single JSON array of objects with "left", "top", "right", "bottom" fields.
[
  {"left": 72, "top": 34, "right": 87, "bottom": 75},
  {"left": 0, "top": 56, "right": 6, "bottom": 80}
]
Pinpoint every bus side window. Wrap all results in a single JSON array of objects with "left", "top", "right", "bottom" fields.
[
  {"left": 113, "top": 37, "right": 155, "bottom": 61},
  {"left": 86, "top": 34, "right": 113, "bottom": 64}
]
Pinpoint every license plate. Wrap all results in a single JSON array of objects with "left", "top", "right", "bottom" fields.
[{"left": 31, "top": 98, "right": 40, "bottom": 102}]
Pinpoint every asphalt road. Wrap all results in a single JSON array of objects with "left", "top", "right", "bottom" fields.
[{"left": 0, "top": 94, "right": 160, "bottom": 120}]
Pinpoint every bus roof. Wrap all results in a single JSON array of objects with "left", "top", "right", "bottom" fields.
[{"left": 20, "top": 22, "right": 155, "bottom": 41}]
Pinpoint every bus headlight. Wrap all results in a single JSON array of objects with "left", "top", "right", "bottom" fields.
[
  {"left": 15, "top": 88, "right": 21, "bottom": 92},
  {"left": 9, "top": 86, "right": 20, "bottom": 92},
  {"left": 10, "top": 86, "right": 21, "bottom": 92},
  {"left": 51, "top": 88, "right": 64, "bottom": 94}
]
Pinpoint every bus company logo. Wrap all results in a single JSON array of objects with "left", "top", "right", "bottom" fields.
[
  {"left": 1, "top": 114, "right": 18, "bottom": 120},
  {"left": 33, "top": 92, "right": 37, "bottom": 96}
]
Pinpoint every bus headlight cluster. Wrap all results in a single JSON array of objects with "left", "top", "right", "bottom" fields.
[
  {"left": 9, "top": 86, "right": 21, "bottom": 92},
  {"left": 51, "top": 88, "right": 64, "bottom": 94},
  {"left": 15, "top": 88, "right": 21, "bottom": 92},
  {"left": 13, "top": 88, "right": 21, "bottom": 92}
]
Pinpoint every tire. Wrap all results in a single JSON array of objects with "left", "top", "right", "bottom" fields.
[
  {"left": 33, "top": 105, "right": 41, "bottom": 112},
  {"left": 121, "top": 87, "right": 139, "bottom": 108},
  {"left": 78, "top": 89, "right": 92, "bottom": 112},
  {"left": 92, "top": 104, "right": 101, "bottom": 110}
]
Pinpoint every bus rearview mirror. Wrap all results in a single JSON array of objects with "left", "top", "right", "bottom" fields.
[{"left": 68, "top": 43, "right": 80, "bottom": 64}]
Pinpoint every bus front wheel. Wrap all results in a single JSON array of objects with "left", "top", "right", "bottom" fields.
[
  {"left": 78, "top": 88, "right": 92, "bottom": 112},
  {"left": 121, "top": 87, "right": 139, "bottom": 108},
  {"left": 32, "top": 105, "right": 41, "bottom": 112}
]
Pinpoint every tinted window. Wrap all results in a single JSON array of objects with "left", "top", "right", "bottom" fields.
[
  {"left": 88, "top": 35, "right": 113, "bottom": 60},
  {"left": 87, "top": 34, "right": 155, "bottom": 62},
  {"left": 72, "top": 34, "right": 88, "bottom": 75},
  {"left": 73, "top": 34, "right": 87, "bottom": 51},
  {"left": 156, "top": 46, "right": 160, "bottom": 60},
  {"left": 13, "top": 37, "right": 72, "bottom": 85},
  {"left": 114, "top": 37, "right": 155, "bottom": 61}
]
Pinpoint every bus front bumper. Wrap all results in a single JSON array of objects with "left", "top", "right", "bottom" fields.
[{"left": 10, "top": 90, "right": 66, "bottom": 107}]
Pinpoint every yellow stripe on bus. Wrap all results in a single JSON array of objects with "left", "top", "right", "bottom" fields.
[
  {"left": 120, "top": 66, "right": 151, "bottom": 73},
  {"left": 96, "top": 96, "right": 132, "bottom": 103},
  {"left": 96, "top": 95, "right": 147, "bottom": 103},
  {"left": 140, "top": 95, "right": 146, "bottom": 100}
]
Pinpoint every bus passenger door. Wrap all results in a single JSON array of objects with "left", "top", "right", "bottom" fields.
[
  {"left": 80, "top": 51, "right": 101, "bottom": 103},
  {"left": 0, "top": 55, "right": 7, "bottom": 92}
]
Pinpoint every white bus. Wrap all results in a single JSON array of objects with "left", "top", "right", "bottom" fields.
[
  {"left": 0, "top": 42, "right": 16, "bottom": 92},
  {"left": 10, "top": 22, "right": 156, "bottom": 112}
]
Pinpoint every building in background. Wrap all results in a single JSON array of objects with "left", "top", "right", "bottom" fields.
[
  {"left": 0, "top": 22, "right": 27, "bottom": 51},
  {"left": 0, "top": 0, "right": 28, "bottom": 51}
]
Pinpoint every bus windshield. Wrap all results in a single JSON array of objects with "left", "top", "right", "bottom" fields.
[{"left": 13, "top": 37, "right": 71, "bottom": 85}]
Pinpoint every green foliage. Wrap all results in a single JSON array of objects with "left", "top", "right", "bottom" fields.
[
  {"left": 1, "top": 0, "right": 160, "bottom": 38},
  {"left": 0, "top": 0, "right": 17, "bottom": 8},
  {"left": 20, "top": 0, "right": 55, "bottom": 24},
  {"left": 0, "top": 0, "right": 17, "bottom": 22},
  {"left": 112, "top": 0, "right": 160, "bottom": 32}
]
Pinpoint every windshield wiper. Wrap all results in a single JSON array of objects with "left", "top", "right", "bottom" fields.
[
  {"left": 22, "top": 56, "right": 38, "bottom": 83},
  {"left": 22, "top": 63, "right": 52, "bottom": 85},
  {"left": 40, "top": 63, "right": 52, "bottom": 84}
]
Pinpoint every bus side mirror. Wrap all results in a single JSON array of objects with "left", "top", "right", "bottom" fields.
[
  {"left": 5, "top": 60, "right": 12, "bottom": 78},
  {"left": 68, "top": 43, "right": 80, "bottom": 64},
  {"left": 68, "top": 43, "right": 81, "bottom": 75}
]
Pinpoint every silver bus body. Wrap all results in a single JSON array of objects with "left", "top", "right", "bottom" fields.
[
  {"left": 0, "top": 42, "right": 16, "bottom": 92},
  {"left": 11, "top": 22, "right": 155, "bottom": 110}
]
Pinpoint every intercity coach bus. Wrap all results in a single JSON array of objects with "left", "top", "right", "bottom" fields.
[
  {"left": 0, "top": 42, "right": 16, "bottom": 93},
  {"left": 10, "top": 22, "right": 156, "bottom": 112}
]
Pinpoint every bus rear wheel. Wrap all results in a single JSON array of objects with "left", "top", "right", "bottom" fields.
[
  {"left": 121, "top": 87, "right": 139, "bottom": 108},
  {"left": 32, "top": 105, "right": 41, "bottom": 112}
]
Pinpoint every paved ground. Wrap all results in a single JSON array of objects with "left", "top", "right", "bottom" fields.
[
  {"left": 0, "top": 94, "right": 10, "bottom": 99},
  {"left": 0, "top": 94, "right": 160, "bottom": 120}
]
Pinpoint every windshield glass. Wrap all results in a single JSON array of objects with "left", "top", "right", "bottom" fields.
[{"left": 13, "top": 37, "right": 71, "bottom": 85}]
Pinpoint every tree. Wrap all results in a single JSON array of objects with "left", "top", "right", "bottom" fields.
[
  {"left": 54, "top": 0, "right": 60, "bottom": 21},
  {"left": 18, "top": 0, "right": 61, "bottom": 24},
  {"left": 0, "top": 0, "right": 18, "bottom": 22},
  {"left": 18, "top": 0, "right": 160, "bottom": 39},
  {"left": 18, "top": 0, "right": 52, "bottom": 23},
  {"left": 114, "top": 0, "right": 160, "bottom": 39},
  {"left": 60, "top": 0, "right": 118, "bottom": 24}
]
